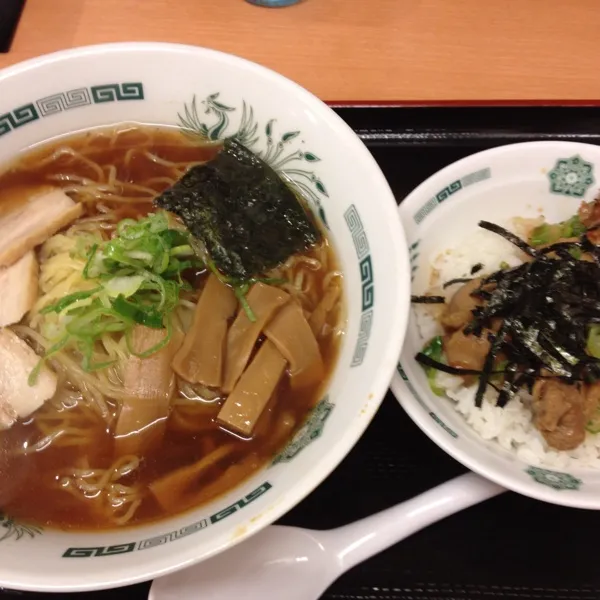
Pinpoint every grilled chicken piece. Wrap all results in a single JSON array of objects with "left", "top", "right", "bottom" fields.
[
  {"left": 441, "top": 278, "right": 484, "bottom": 330},
  {"left": 444, "top": 328, "right": 491, "bottom": 373},
  {"left": 585, "top": 382, "right": 600, "bottom": 420},
  {"left": 532, "top": 379, "right": 591, "bottom": 451},
  {"left": 0, "top": 185, "right": 83, "bottom": 268},
  {"left": 578, "top": 198, "right": 600, "bottom": 244},
  {"left": 0, "top": 328, "right": 57, "bottom": 429},
  {"left": 0, "top": 252, "right": 38, "bottom": 327},
  {"left": 579, "top": 198, "right": 600, "bottom": 230}
]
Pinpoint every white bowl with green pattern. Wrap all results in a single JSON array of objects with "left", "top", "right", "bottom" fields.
[
  {"left": 0, "top": 43, "right": 410, "bottom": 591},
  {"left": 392, "top": 141, "right": 600, "bottom": 510}
]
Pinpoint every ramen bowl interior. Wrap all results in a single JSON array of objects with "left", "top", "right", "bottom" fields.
[{"left": 0, "top": 43, "right": 409, "bottom": 591}]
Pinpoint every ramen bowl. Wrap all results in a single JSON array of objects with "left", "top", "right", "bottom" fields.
[
  {"left": 0, "top": 43, "right": 409, "bottom": 591},
  {"left": 392, "top": 141, "right": 600, "bottom": 511}
]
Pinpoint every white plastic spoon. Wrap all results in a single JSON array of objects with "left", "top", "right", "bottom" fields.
[{"left": 149, "top": 473, "right": 503, "bottom": 600}]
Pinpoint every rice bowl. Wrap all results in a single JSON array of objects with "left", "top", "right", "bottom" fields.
[{"left": 392, "top": 141, "right": 600, "bottom": 509}]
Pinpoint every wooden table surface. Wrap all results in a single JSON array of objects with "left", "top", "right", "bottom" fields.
[{"left": 2, "top": 0, "right": 600, "bottom": 103}]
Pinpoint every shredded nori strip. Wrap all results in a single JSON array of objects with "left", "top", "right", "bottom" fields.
[
  {"left": 155, "top": 138, "right": 321, "bottom": 280},
  {"left": 416, "top": 353, "right": 505, "bottom": 377},
  {"left": 471, "top": 262, "right": 484, "bottom": 275},
  {"left": 473, "top": 321, "right": 506, "bottom": 407},
  {"left": 442, "top": 277, "right": 473, "bottom": 289},
  {"left": 411, "top": 295, "right": 445, "bottom": 304},
  {"left": 414, "top": 219, "right": 600, "bottom": 408},
  {"left": 478, "top": 220, "right": 538, "bottom": 257},
  {"left": 496, "top": 364, "right": 521, "bottom": 408}
]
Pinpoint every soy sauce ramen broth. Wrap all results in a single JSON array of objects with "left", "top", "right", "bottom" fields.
[{"left": 0, "top": 125, "right": 344, "bottom": 530}]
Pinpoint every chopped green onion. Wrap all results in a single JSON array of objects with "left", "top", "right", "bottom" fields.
[
  {"left": 170, "top": 244, "right": 194, "bottom": 258},
  {"left": 163, "top": 259, "right": 197, "bottom": 278},
  {"left": 65, "top": 306, "right": 129, "bottom": 338},
  {"left": 34, "top": 211, "right": 205, "bottom": 375},
  {"left": 203, "top": 255, "right": 259, "bottom": 322},
  {"left": 561, "top": 214, "right": 586, "bottom": 238},
  {"left": 421, "top": 336, "right": 445, "bottom": 396},
  {"left": 126, "top": 318, "right": 173, "bottom": 358},
  {"left": 116, "top": 218, "right": 138, "bottom": 236},
  {"left": 112, "top": 295, "right": 164, "bottom": 329},
  {"left": 531, "top": 215, "right": 587, "bottom": 247},
  {"left": 530, "top": 223, "right": 553, "bottom": 247},
  {"left": 82, "top": 354, "right": 117, "bottom": 373},
  {"left": 587, "top": 325, "right": 600, "bottom": 359},
  {"left": 82, "top": 244, "right": 100, "bottom": 279},
  {"left": 40, "top": 287, "right": 102, "bottom": 314},
  {"left": 27, "top": 361, "right": 43, "bottom": 387},
  {"left": 103, "top": 275, "right": 146, "bottom": 298},
  {"left": 127, "top": 250, "right": 154, "bottom": 262},
  {"left": 28, "top": 335, "right": 70, "bottom": 386},
  {"left": 233, "top": 285, "right": 256, "bottom": 323},
  {"left": 160, "top": 229, "right": 190, "bottom": 248}
]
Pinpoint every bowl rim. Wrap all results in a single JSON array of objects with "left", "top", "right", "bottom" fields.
[
  {"left": 0, "top": 41, "right": 412, "bottom": 590},
  {"left": 391, "top": 139, "right": 600, "bottom": 510}
]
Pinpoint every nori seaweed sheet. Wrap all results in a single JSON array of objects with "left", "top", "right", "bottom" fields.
[{"left": 154, "top": 138, "right": 321, "bottom": 280}]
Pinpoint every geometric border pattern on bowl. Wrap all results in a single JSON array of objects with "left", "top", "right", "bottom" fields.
[
  {"left": 272, "top": 396, "right": 334, "bottom": 465},
  {"left": 63, "top": 482, "right": 272, "bottom": 557},
  {"left": 396, "top": 363, "right": 457, "bottom": 438},
  {"left": 344, "top": 204, "right": 374, "bottom": 367},
  {"left": 0, "top": 82, "right": 144, "bottom": 137},
  {"left": 413, "top": 167, "right": 491, "bottom": 226}
]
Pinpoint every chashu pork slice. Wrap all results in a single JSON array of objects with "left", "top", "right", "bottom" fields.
[
  {"left": 0, "top": 328, "right": 57, "bottom": 429},
  {"left": 0, "top": 252, "right": 38, "bottom": 327},
  {"left": 0, "top": 185, "right": 83, "bottom": 268}
]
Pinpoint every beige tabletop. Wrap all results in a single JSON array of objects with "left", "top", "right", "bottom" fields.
[{"left": 3, "top": 0, "right": 600, "bottom": 103}]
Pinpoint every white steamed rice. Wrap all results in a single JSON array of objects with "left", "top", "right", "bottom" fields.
[{"left": 417, "top": 221, "right": 600, "bottom": 469}]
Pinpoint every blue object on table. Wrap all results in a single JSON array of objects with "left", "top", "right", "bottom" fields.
[{"left": 245, "top": 0, "right": 301, "bottom": 6}]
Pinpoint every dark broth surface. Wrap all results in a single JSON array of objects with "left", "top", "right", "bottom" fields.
[{"left": 0, "top": 125, "right": 342, "bottom": 530}]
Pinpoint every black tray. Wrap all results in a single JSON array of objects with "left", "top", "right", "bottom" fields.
[{"left": 7, "top": 106, "right": 600, "bottom": 600}]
